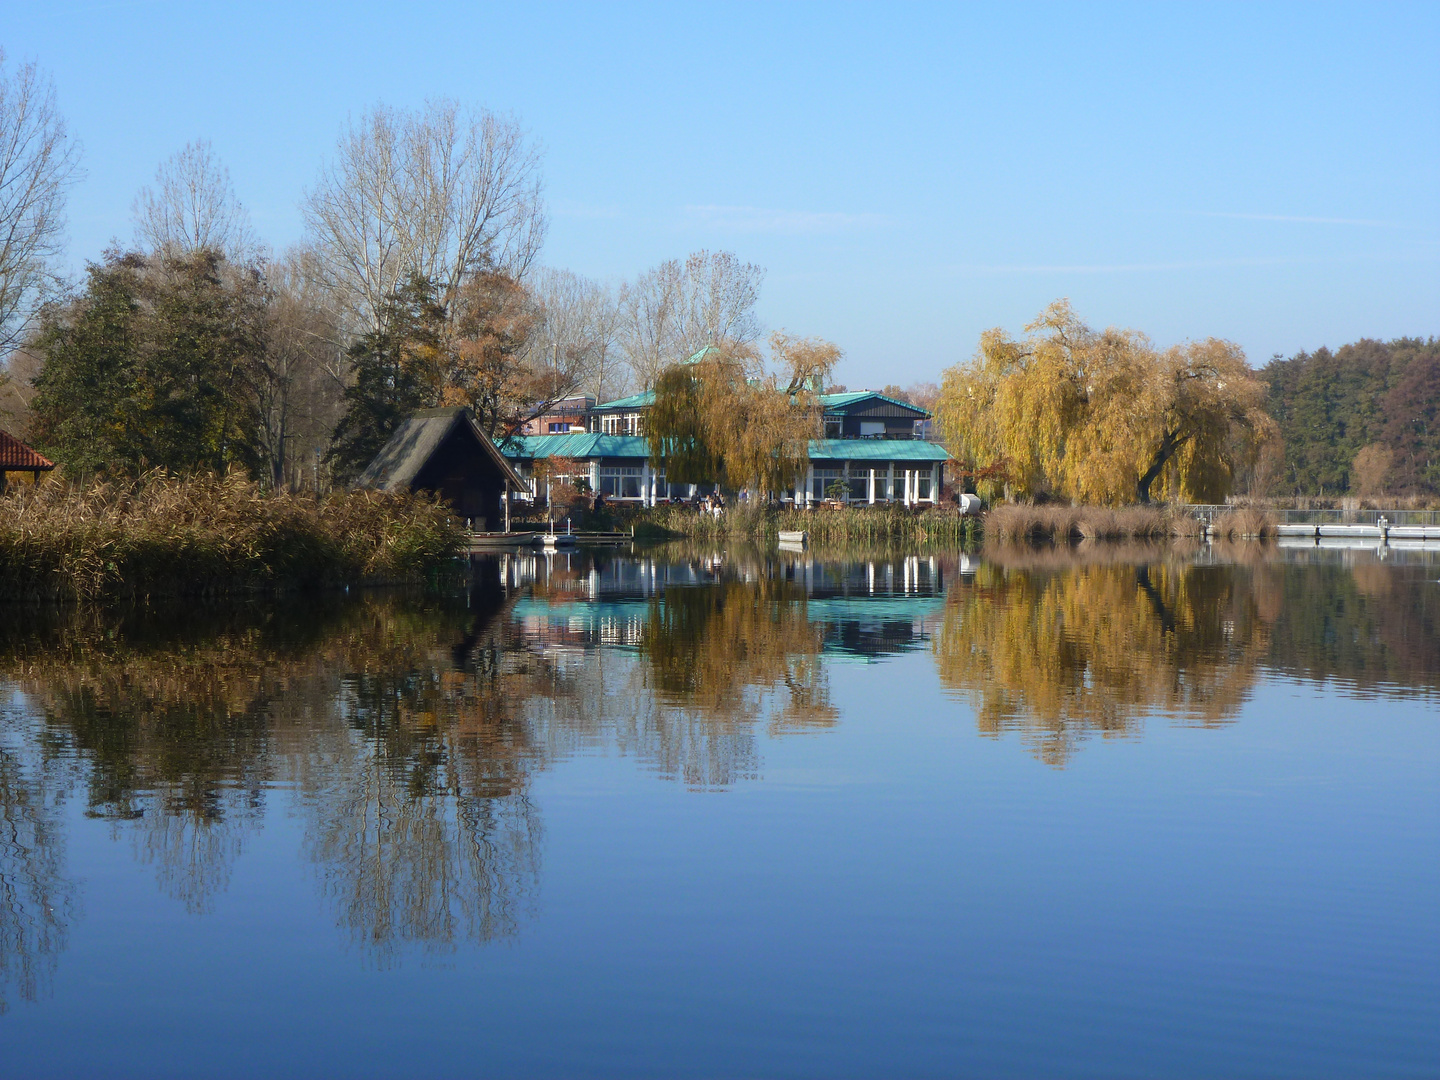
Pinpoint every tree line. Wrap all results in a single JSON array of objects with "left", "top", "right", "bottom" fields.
[
  {"left": 1260, "top": 337, "right": 1440, "bottom": 497},
  {"left": 0, "top": 53, "right": 768, "bottom": 486},
  {"left": 2, "top": 50, "right": 1434, "bottom": 503}
]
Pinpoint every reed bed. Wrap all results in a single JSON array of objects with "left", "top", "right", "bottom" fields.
[
  {"left": 631, "top": 503, "right": 982, "bottom": 547},
  {"left": 1210, "top": 507, "right": 1278, "bottom": 540},
  {"left": 984, "top": 503, "right": 1202, "bottom": 544},
  {"left": 0, "top": 472, "right": 467, "bottom": 600}
]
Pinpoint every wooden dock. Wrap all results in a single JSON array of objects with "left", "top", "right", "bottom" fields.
[{"left": 464, "top": 529, "right": 634, "bottom": 553}]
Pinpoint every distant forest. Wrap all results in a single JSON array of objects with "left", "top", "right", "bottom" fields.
[{"left": 1260, "top": 337, "right": 1440, "bottom": 496}]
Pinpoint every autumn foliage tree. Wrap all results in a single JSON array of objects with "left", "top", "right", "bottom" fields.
[
  {"left": 937, "top": 301, "right": 1274, "bottom": 505},
  {"left": 645, "top": 333, "right": 839, "bottom": 494}
]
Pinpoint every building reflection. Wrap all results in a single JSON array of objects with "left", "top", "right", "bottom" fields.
[{"left": 1, "top": 544, "right": 1434, "bottom": 997}]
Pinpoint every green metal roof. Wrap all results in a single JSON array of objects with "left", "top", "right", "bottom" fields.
[
  {"left": 808, "top": 439, "right": 950, "bottom": 462},
  {"left": 594, "top": 390, "right": 655, "bottom": 410},
  {"left": 596, "top": 388, "right": 928, "bottom": 416},
  {"left": 818, "top": 391, "right": 929, "bottom": 416},
  {"left": 498, "top": 433, "right": 652, "bottom": 459},
  {"left": 498, "top": 433, "right": 948, "bottom": 464}
]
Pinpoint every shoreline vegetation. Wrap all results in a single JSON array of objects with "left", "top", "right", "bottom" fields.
[
  {"left": 626, "top": 501, "right": 1282, "bottom": 547},
  {"left": 0, "top": 472, "right": 467, "bottom": 601},
  {"left": 628, "top": 504, "right": 982, "bottom": 546}
]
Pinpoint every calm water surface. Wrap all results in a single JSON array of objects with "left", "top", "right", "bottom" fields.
[{"left": 1, "top": 544, "right": 1437, "bottom": 1078}]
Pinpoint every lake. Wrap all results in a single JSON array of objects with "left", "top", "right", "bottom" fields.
[{"left": 1, "top": 543, "right": 1436, "bottom": 1078}]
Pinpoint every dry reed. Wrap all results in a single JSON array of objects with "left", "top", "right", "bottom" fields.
[
  {"left": 632, "top": 503, "right": 981, "bottom": 546},
  {"left": 1210, "top": 507, "right": 1278, "bottom": 540},
  {"left": 985, "top": 503, "right": 1200, "bottom": 544},
  {"left": 0, "top": 471, "right": 467, "bottom": 600}
]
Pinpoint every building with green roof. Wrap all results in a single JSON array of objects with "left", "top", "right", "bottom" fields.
[{"left": 500, "top": 386, "right": 949, "bottom": 508}]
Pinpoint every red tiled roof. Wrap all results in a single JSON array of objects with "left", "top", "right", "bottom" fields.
[{"left": 0, "top": 430, "right": 55, "bottom": 471}]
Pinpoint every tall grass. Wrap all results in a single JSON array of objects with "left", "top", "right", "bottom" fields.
[
  {"left": 0, "top": 471, "right": 467, "bottom": 600},
  {"left": 1210, "top": 507, "right": 1278, "bottom": 540},
  {"left": 984, "top": 503, "right": 1203, "bottom": 544},
  {"left": 630, "top": 503, "right": 982, "bottom": 546}
]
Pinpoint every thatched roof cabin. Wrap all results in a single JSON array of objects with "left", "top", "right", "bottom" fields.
[{"left": 357, "top": 408, "right": 527, "bottom": 531}]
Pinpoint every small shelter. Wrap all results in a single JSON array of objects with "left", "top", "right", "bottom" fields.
[
  {"left": 357, "top": 407, "right": 528, "bottom": 531},
  {"left": 0, "top": 431, "right": 55, "bottom": 494}
]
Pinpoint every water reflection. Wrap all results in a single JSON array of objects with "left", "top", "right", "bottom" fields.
[
  {"left": 0, "top": 544, "right": 1436, "bottom": 1004},
  {"left": 935, "top": 550, "right": 1270, "bottom": 765},
  {"left": 0, "top": 697, "right": 74, "bottom": 1015}
]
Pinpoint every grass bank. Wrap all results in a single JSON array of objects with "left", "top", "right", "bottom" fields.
[
  {"left": 0, "top": 472, "right": 467, "bottom": 600},
  {"left": 628, "top": 503, "right": 983, "bottom": 546}
]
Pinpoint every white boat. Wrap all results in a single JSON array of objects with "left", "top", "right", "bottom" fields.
[
  {"left": 540, "top": 531, "right": 577, "bottom": 550},
  {"left": 777, "top": 530, "right": 808, "bottom": 545}
]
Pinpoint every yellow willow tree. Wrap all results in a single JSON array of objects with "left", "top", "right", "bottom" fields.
[
  {"left": 646, "top": 333, "right": 839, "bottom": 495},
  {"left": 933, "top": 556, "right": 1270, "bottom": 765},
  {"left": 937, "top": 301, "right": 1275, "bottom": 504}
]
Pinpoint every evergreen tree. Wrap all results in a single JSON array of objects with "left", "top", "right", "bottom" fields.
[
  {"left": 30, "top": 250, "right": 265, "bottom": 477},
  {"left": 1261, "top": 337, "right": 1440, "bottom": 495},
  {"left": 328, "top": 275, "right": 447, "bottom": 481}
]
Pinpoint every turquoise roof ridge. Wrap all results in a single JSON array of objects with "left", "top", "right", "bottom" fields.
[
  {"left": 496, "top": 432, "right": 948, "bottom": 463},
  {"left": 593, "top": 387, "right": 928, "bottom": 415}
]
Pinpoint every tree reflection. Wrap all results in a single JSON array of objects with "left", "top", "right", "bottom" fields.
[
  {"left": 1256, "top": 552, "right": 1440, "bottom": 694},
  {"left": 291, "top": 600, "right": 545, "bottom": 962},
  {"left": 0, "top": 545, "right": 1432, "bottom": 994},
  {"left": 18, "top": 632, "right": 275, "bottom": 912},
  {"left": 934, "top": 553, "right": 1270, "bottom": 765},
  {"left": 0, "top": 699, "right": 75, "bottom": 1014},
  {"left": 636, "top": 578, "right": 837, "bottom": 787}
]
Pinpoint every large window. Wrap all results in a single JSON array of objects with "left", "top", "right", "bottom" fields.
[
  {"left": 599, "top": 466, "right": 643, "bottom": 499},
  {"left": 916, "top": 472, "right": 932, "bottom": 500},
  {"left": 848, "top": 469, "right": 869, "bottom": 501},
  {"left": 812, "top": 468, "right": 842, "bottom": 501}
]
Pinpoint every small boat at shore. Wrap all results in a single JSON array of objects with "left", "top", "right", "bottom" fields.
[
  {"left": 777, "top": 530, "right": 808, "bottom": 546},
  {"left": 540, "top": 532, "right": 577, "bottom": 550},
  {"left": 468, "top": 531, "right": 537, "bottom": 550}
]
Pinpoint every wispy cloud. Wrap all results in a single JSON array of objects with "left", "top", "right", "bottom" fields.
[
  {"left": 684, "top": 204, "right": 888, "bottom": 234},
  {"left": 947, "top": 255, "right": 1300, "bottom": 275},
  {"left": 1196, "top": 211, "right": 1395, "bottom": 227}
]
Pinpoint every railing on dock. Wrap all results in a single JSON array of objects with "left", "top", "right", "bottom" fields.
[{"left": 1184, "top": 505, "right": 1440, "bottom": 527}]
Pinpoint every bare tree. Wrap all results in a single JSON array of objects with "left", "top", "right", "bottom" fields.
[
  {"left": 619, "top": 250, "right": 764, "bottom": 388},
  {"left": 252, "top": 248, "right": 347, "bottom": 489},
  {"left": 527, "top": 267, "right": 627, "bottom": 403},
  {"left": 680, "top": 249, "right": 764, "bottom": 350},
  {"left": 619, "top": 258, "right": 683, "bottom": 390},
  {"left": 303, "top": 99, "right": 546, "bottom": 333},
  {"left": 132, "top": 140, "right": 257, "bottom": 263},
  {"left": 0, "top": 51, "right": 81, "bottom": 358}
]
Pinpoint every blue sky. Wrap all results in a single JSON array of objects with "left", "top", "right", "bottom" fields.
[{"left": 7, "top": 1, "right": 1438, "bottom": 388}]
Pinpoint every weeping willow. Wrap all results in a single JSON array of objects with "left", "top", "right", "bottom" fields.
[{"left": 937, "top": 300, "right": 1276, "bottom": 505}]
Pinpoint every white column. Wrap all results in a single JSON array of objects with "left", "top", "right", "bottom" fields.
[
  {"left": 589, "top": 460, "right": 600, "bottom": 496},
  {"left": 805, "top": 465, "right": 815, "bottom": 507},
  {"left": 886, "top": 462, "right": 895, "bottom": 504},
  {"left": 842, "top": 461, "right": 850, "bottom": 503},
  {"left": 931, "top": 463, "right": 940, "bottom": 504},
  {"left": 868, "top": 467, "right": 876, "bottom": 504},
  {"left": 641, "top": 461, "right": 651, "bottom": 507}
]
